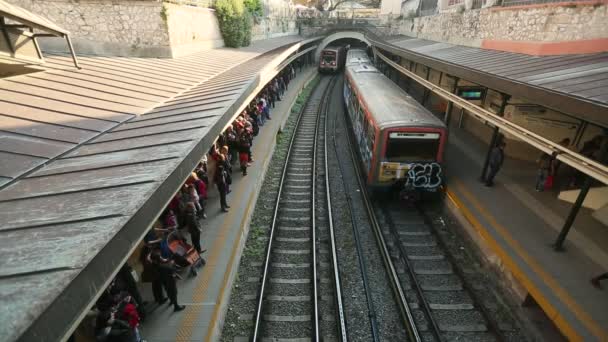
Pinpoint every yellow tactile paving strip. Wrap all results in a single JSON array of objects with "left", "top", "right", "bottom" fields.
[{"left": 448, "top": 179, "right": 607, "bottom": 342}]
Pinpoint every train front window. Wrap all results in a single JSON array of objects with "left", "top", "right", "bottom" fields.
[
  {"left": 385, "top": 132, "right": 440, "bottom": 162},
  {"left": 323, "top": 55, "right": 336, "bottom": 64}
]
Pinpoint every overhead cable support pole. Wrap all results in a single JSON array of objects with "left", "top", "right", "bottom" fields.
[
  {"left": 444, "top": 76, "right": 459, "bottom": 125},
  {"left": 554, "top": 140, "right": 608, "bottom": 251}
]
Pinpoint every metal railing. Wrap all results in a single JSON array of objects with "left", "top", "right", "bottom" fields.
[
  {"left": 501, "top": 0, "right": 590, "bottom": 6},
  {"left": 162, "top": 0, "right": 214, "bottom": 8}
]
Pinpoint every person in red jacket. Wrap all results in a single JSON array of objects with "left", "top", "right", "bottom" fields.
[{"left": 120, "top": 293, "right": 146, "bottom": 342}]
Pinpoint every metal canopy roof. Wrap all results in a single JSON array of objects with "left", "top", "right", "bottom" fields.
[
  {"left": 0, "top": 0, "right": 68, "bottom": 36},
  {"left": 0, "top": 35, "right": 319, "bottom": 342},
  {"left": 367, "top": 34, "right": 608, "bottom": 128},
  {"left": 0, "top": 0, "right": 79, "bottom": 67}
]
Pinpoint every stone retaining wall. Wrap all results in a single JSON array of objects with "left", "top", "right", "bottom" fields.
[
  {"left": 8, "top": 0, "right": 172, "bottom": 57},
  {"left": 389, "top": 2, "right": 608, "bottom": 48},
  {"left": 7, "top": 0, "right": 299, "bottom": 57}
]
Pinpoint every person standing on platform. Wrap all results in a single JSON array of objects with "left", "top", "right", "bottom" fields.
[
  {"left": 152, "top": 253, "right": 185, "bottom": 312},
  {"left": 215, "top": 162, "right": 230, "bottom": 212},
  {"left": 591, "top": 272, "right": 608, "bottom": 289},
  {"left": 485, "top": 140, "right": 506, "bottom": 187},
  {"left": 535, "top": 152, "right": 553, "bottom": 192},
  {"left": 184, "top": 202, "right": 203, "bottom": 254}
]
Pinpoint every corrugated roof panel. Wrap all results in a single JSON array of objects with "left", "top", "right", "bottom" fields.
[
  {"left": 376, "top": 34, "right": 608, "bottom": 126},
  {"left": 0, "top": 132, "right": 72, "bottom": 158},
  {"left": 32, "top": 142, "right": 190, "bottom": 177},
  {"left": 0, "top": 151, "right": 46, "bottom": 178}
]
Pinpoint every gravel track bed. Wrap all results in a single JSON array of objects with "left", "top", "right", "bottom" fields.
[
  {"left": 378, "top": 197, "right": 535, "bottom": 342},
  {"left": 328, "top": 76, "right": 408, "bottom": 342},
  {"left": 262, "top": 321, "right": 312, "bottom": 338},
  {"left": 220, "top": 76, "right": 321, "bottom": 341},
  {"left": 422, "top": 205, "right": 534, "bottom": 342}
]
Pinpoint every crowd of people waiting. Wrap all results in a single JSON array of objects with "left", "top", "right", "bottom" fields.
[{"left": 88, "top": 63, "right": 302, "bottom": 342}]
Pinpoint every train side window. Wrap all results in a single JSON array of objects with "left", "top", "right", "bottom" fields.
[{"left": 367, "top": 124, "right": 375, "bottom": 149}]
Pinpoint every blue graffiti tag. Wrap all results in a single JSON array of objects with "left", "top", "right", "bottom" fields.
[{"left": 405, "top": 163, "right": 442, "bottom": 189}]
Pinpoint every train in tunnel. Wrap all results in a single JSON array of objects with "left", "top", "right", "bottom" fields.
[
  {"left": 343, "top": 48, "right": 448, "bottom": 200},
  {"left": 318, "top": 45, "right": 347, "bottom": 73}
]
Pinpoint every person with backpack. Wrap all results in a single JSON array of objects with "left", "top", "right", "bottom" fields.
[
  {"left": 536, "top": 152, "right": 554, "bottom": 192},
  {"left": 238, "top": 128, "right": 251, "bottom": 176}
]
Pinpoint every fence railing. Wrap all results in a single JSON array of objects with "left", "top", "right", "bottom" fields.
[
  {"left": 501, "top": 0, "right": 589, "bottom": 6},
  {"left": 162, "top": 0, "right": 214, "bottom": 8}
]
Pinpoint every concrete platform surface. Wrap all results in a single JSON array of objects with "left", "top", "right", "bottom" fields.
[
  {"left": 445, "top": 126, "right": 608, "bottom": 341},
  {"left": 139, "top": 67, "right": 317, "bottom": 342}
]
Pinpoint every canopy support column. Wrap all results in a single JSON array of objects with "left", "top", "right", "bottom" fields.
[
  {"left": 554, "top": 141, "right": 607, "bottom": 251},
  {"left": 480, "top": 93, "right": 510, "bottom": 182}
]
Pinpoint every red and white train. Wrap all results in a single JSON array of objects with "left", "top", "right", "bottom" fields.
[
  {"left": 343, "top": 49, "right": 448, "bottom": 195},
  {"left": 318, "top": 45, "right": 346, "bottom": 73}
]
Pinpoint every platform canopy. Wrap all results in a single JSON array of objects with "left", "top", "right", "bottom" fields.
[
  {"left": 0, "top": 35, "right": 319, "bottom": 342},
  {"left": 368, "top": 34, "right": 608, "bottom": 129}
]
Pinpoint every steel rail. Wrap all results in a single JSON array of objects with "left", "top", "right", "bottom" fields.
[
  {"left": 374, "top": 48, "right": 608, "bottom": 186},
  {"left": 415, "top": 204, "right": 506, "bottom": 342},
  {"left": 334, "top": 78, "right": 420, "bottom": 342},
  {"left": 251, "top": 77, "right": 325, "bottom": 341},
  {"left": 311, "top": 78, "right": 331, "bottom": 342},
  {"left": 380, "top": 204, "right": 445, "bottom": 342},
  {"left": 321, "top": 76, "right": 348, "bottom": 341}
]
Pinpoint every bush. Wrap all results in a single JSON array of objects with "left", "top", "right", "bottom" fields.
[
  {"left": 243, "top": 0, "right": 263, "bottom": 18},
  {"left": 214, "top": 0, "right": 254, "bottom": 48}
]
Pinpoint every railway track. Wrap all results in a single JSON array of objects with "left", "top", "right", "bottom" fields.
[
  {"left": 338, "top": 83, "right": 509, "bottom": 342},
  {"left": 375, "top": 202, "right": 507, "bottom": 342},
  {"left": 251, "top": 75, "right": 346, "bottom": 341}
]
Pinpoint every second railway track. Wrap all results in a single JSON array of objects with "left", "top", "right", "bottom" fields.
[{"left": 251, "top": 75, "right": 346, "bottom": 341}]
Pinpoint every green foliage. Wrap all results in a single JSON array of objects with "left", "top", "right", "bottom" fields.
[
  {"left": 160, "top": 4, "right": 169, "bottom": 22},
  {"left": 243, "top": 0, "right": 263, "bottom": 17},
  {"left": 214, "top": 0, "right": 254, "bottom": 48}
]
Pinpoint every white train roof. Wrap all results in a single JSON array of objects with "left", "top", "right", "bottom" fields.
[{"left": 345, "top": 59, "right": 446, "bottom": 130}]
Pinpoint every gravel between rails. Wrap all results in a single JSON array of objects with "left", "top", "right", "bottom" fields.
[
  {"left": 326, "top": 75, "right": 408, "bottom": 342},
  {"left": 423, "top": 203, "right": 535, "bottom": 342},
  {"left": 221, "top": 76, "right": 321, "bottom": 342}
]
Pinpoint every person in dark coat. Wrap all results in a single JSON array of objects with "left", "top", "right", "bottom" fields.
[
  {"left": 214, "top": 162, "right": 230, "bottom": 212},
  {"left": 485, "top": 140, "right": 506, "bottom": 187},
  {"left": 184, "top": 202, "right": 203, "bottom": 254},
  {"left": 140, "top": 245, "right": 166, "bottom": 305},
  {"left": 152, "top": 253, "right": 185, "bottom": 312}
]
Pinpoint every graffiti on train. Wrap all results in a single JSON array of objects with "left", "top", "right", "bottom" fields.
[{"left": 405, "top": 163, "right": 442, "bottom": 189}]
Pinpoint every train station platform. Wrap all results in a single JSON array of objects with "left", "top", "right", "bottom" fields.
[
  {"left": 443, "top": 126, "right": 608, "bottom": 341},
  {"left": 137, "top": 67, "right": 318, "bottom": 342}
]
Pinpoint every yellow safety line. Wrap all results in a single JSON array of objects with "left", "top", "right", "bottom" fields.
[
  {"left": 175, "top": 196, "right": 240, "bottom": 341},
  {"left": 204, "top": 189, "right": 257, "bottom": 342},
  {"left": 448, "top": 179, "right": 607, "bottom": 341}
]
